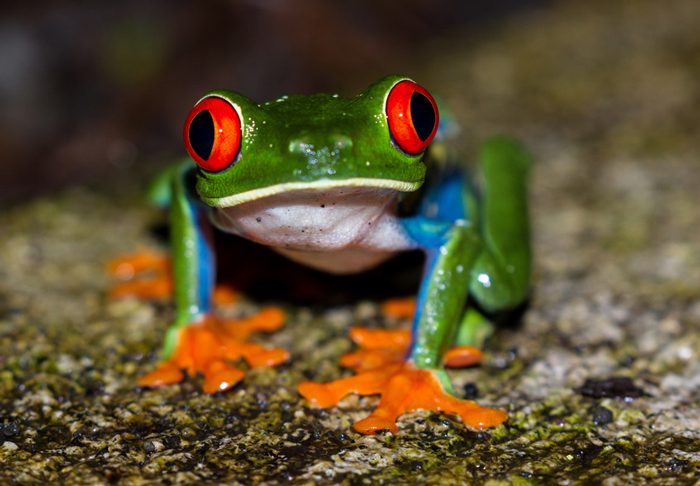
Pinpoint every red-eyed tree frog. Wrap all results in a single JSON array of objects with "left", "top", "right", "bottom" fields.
[{"left": 116, "top": 75, "right": 531, "bottom": 434}]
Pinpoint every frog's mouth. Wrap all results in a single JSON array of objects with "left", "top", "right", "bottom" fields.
[{"left": 201, "top": 177, "right": 422, "bottom": 208}]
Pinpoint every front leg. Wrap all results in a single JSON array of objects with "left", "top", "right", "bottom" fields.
[
  {"left": 163, "top": 165, "right": 215, "bottom": 355},
  {"left": 299, "top": 216, "right": 507, "bottom": 434},
  {"left": 403, "top": 217, "right": 483, "bottom": 373},
  {"left": 299, "top": 137, "right": 531, "bottom": 433},
  {"left": 138, "top": 165, "right": 289, "bottom": 393}
]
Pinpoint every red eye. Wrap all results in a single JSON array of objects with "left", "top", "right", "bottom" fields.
[
  {"left": 183, "top": 96, "right": 241, "bottom": 172},
  {"left": 386, "top": 80, "right": 439, "bottom": 155}
]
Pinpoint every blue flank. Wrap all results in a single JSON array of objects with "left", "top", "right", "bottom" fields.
[
  {"left": 193, "top": 202, "right": 216, "bottom": 315},
  {"left": 417, "top": 171, "right": 468, "bottom": 223},
  {"left": 400, "top": 170, "right": 473, "bottom": 359}
]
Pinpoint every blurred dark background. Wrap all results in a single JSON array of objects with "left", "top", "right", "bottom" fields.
[{"left": 0, "top": 0, "right": 551, "bottom": 203}]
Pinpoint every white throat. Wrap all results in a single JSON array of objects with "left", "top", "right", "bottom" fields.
[{"left": 209, "top": 186, "right": 415, "bottom": 274}]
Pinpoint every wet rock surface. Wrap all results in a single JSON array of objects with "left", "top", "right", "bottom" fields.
[{"left": 2, "top": 0, "right": 700, "bottom": 483}]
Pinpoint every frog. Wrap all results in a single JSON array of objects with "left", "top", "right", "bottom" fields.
[{"left": 113, "top": 75, "right": 531, "bottom": 434}]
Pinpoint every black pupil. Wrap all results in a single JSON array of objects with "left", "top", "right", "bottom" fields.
[
  {"left": 410, "top": 92, "right": 436, "bottom": 142},
  {"left": 189, "top": 109, "right": 215, "bottom": 160}
]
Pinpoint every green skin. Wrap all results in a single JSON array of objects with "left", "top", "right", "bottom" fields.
[{"left": 156, "top": 75, "right": 531, "bottom": 394}]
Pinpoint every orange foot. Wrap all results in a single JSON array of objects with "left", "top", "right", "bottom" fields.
[
  {"left": 138, "top": 307, "right": 289, "bottom": 394},
  {"left": 107, "top": 250, "right": 238, "bottom": 304},
  {"left": 107, "top": 250, "right": 173, "bottom": 299},
  {"left": 298, "top": 327, "right": 506, "bottom": 434}
]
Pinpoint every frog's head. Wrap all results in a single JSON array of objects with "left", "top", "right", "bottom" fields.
[{"left": 184, "top": 75, "right": 439, "bottom": 208}]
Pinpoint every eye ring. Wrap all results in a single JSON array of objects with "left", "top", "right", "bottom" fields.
[
  {"left": 386, "top": 80, "right": 439, "bottom": 155},
  {"left": 183, "top": 96, "right": 242, "bottom": 172}
]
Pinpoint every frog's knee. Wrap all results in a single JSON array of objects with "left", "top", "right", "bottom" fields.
[
  {"left": 480, "top": 136, "right": 532, "bottom": 175},
  {"left": 469, "top": 274, "right": 527, "bottom": 312}
]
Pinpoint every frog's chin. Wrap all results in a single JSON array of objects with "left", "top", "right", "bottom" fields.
[
  {"left": 207, "top": 184, "right": 416, "bottom": 266},
  {"left": 200, "top": 177, "right": 422, "bottom": 209}
]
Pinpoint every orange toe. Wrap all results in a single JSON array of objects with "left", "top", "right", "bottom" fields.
[
  {"left": 339, "top": 348, "right": 402, "bottom": 373},
  {"left": 349, "top": 327, "right": 410, "bottom": 351},
  {"left": 106, "top": 250, "right": 170, "bottom": 277},
  {"left": 107, "top": 251, "right": 239, "bottom": 304},
  {"left": 220, "top": 307, "right": 286, "bottom": 341},
  {"left": 243, "top": 346, "right": 290, "bottom": 368},
  {"left": 300, "top": 362, "right": 506, "bottom": 435},
  {"left": 380, "top": 297, "right": 416, "bottom": 319},
  {"left": 350, "top": 364, "right": 507, "bottom": 434},
  {"left": 299, "top": 364, "right": 403, "bottom": 408},
  {"left": 139, "top": 307, "right": 288, "bottom": 393},
  {"left": 107, "top": 250, "right": 173, "bottom": 300},
  {"left": 298, "top": 381, "right": 342, "bottom": 409},
  {"left": 202, "top": 361, "right": 246, "bottom": 394},
  {"left": 213, "top": 285, "right": 239, "bottom": 305},
  {"left": 137, "top": 362, "right": 185, "bottom": 388},
  {"left": 300, "top": 322, "right": 506, "bottom": 434},
  {"left": 444, "top": 346, "right": 484, "bottom": 368},
  {"left": 338, "top": 327, "right": 410, "bottom": 373}
]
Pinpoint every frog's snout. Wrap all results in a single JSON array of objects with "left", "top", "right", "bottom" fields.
[{"left": 288, "top": 135, "right": 353, "bottom": 156}]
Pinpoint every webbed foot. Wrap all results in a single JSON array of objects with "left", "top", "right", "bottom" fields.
[
  {"left": 139, "top": 307, "right": 289, "bottom": 393},
  {"left": 298, "top": 327, "right": 506, "bottom": 434}
]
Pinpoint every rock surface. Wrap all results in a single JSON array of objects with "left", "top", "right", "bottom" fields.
[{"left": 2, "top": 0, "right": 700, "bottom": 483}]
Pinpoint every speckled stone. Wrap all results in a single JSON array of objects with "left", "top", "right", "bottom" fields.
[{"left": 2, "top": 0, "right": 700, "bottom": 483}]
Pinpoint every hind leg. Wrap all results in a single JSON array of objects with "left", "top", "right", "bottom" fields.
[{"left": 468, "top": 136, "right": 532, "bottom": 313}]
